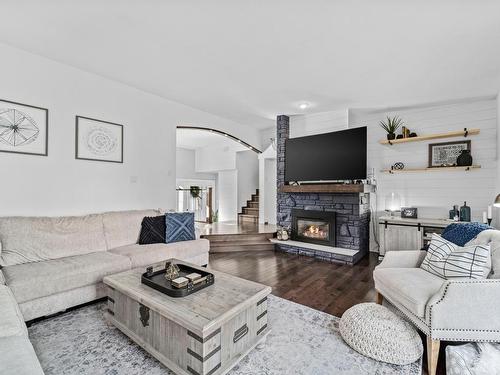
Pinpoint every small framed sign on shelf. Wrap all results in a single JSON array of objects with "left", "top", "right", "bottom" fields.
[
  {"left": 401, "top": 207, "right": 418, "bottom": 219},
  {"left": 428, "top": 140, "right": 470, "bottom": 168}
]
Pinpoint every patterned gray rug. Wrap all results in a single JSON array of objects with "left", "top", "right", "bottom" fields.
[{"left": 28, "top": 295, "right": 421, "bottom": 375}]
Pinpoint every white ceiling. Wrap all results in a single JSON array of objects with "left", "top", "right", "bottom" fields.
[
  {"left": 1, "top": 0, "right": 500, "bottom": 129},
  {"left": 176, "top": 128, "right": 248, "bottom": 151}
]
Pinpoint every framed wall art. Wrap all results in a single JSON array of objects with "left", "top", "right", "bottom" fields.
[
  {"left": 75, "top": 116, "right": 123, "bottom": 163},
  {"left": 0, "top": 99, "right": 48, "bottom": 156},
  {"left": 428, "top": 140, "right": 470, "bottom": 168}
]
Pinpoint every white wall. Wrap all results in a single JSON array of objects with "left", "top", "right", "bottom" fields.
[
  {"left": 290, "top": 109, "right": 348, "bottom": 137},
  {"left": 0, "top": 43, "right": 259, "bottom": 216},
  {"left": 290, "top": 97, "right": 498, "bottom": 225},
  {"left": 236, "top": 151, "right": 259, "bottom": 212},
  {"left": 195, "top": 145, "right": 236, "bottom": 172},
  {"left": 217, "top": 170, "right": 238, "bottom": 221},
  {"left": 176, "top": 147, "right": 217, "bottom": 181}
]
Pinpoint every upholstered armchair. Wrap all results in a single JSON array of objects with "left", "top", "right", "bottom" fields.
[{"left": 373, "top": 241, "right": 500, "bottom": 375}]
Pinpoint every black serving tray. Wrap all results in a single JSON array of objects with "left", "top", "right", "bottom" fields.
[{"left": 141, "top": 262, "right": 215, "bottom": 298}]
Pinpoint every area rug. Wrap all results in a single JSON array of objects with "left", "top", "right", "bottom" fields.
[{"left": 28, "top": 295, "right": 421, "bottom": 375}]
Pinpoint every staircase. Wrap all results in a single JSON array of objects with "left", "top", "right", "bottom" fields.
[{"left": 238, "top": 189, "right": 259, "bottom": 223}]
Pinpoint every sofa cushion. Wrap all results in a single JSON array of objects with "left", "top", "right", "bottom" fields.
[
  {"left": 165, "top": 212, "right": 196, "bottom": 243},
  {"left": 109, "top": 238, "right": 209, "bottom": 268},
  {"left": 373, "top": 267, "right": 444, "bottom": 318},
  {"left": 0, "top": 214, "right": 107, "bottom": 267},
  {"left": 102, "top": 209, "right": 159, "bottom": 249},
  {"left": 138, "top": 215, "right": 166, "bottom": 245},
  {"left": 0, "top": 336, "right": 44, "bottom": 375},
  {"left": 0, "top": 285, "right": 27, "bottom": 337},
  {"left": 3, "top": 252, "right": 131, "bottom": 303}
]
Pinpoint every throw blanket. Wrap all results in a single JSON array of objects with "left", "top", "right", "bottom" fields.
[{"left": 442, "top": 222, "right": 492, "bottom": 247}]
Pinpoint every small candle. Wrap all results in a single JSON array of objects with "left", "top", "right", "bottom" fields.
[
  {"left": 488, "top": 205, "right": 493, "bottom": 219},
  {"left": 483, "top": 211, "right": 488, "bottom": 224}
]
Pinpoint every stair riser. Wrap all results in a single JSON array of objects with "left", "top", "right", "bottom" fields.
[
  {"left": 247, "top": 202, "right": 259, "bottom": 208},
  {"left": 210, "top": 243, "right": 275, "bottom": 253},
  {"left": 243, "top": 208, "right": 259, "bottom": 215}
]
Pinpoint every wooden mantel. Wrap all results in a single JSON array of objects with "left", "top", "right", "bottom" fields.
[{"left": 278, "top": 183, "right": 375, "bottom": 194}]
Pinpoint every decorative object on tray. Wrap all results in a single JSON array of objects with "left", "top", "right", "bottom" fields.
[
  {"left": 401, "top": 207, "right": 418, "bottom": 219},
  {"left": 339, "top": 303, "right": 423, "bottom": 365},
  {"left": 428, "top": 140, "right": 470, "bottom": 168},
  {"left": 391, "top": 162, "right": 405, "bottom": 170},
  {"left": 409, "top": 132, "right": 417, "bottom": 137},
  {"left": 164, "top": 261, "right": 180, "bottom": 280},
  {"left": 75, "top": 116, "right": 123, "bottom": 163},
  {"left": 138, "top": 215, "right": 166, "bottom": 245},
  {"left": 456, "top": 149, "right": 473, "bottom": 166},
  {"left": 141, "top": 261, "right": 214, "bottom": 297},
  {"left": 379, "top": 116, "right": 404, "bottom": 141},
  {"left": 165, "top": 212, "right": 195, "bottom": 243},
  {"left": 0, "top": 98, "right": 48, "bottom": 156}
]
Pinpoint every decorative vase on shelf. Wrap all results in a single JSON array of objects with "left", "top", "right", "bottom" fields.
[
  {"left": 459, "top": 201, "right": 471, "bottom": 222},
  {"left": 387, "top": 133, "right": 396, "bottom": 140},
  {"left": 456, "top": 150, "right": 473, "bottom": 166}
]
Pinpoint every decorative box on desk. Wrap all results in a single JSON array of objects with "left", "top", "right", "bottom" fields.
[{"left": 378, "top": 216, "right": 454, "bottom": 256}]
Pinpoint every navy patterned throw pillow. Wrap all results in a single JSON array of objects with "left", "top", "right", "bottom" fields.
[
  {"left": 441, "top": 222, "right": 492, "bottom": 247},
  {"left": 165, "top": 212, "right": 196, "bottom": 243},
  {"left": 138, "top": 215, "right": 166, "bottom": 245}
]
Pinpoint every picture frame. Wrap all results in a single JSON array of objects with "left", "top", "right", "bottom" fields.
[
  {"left": 428, "top": 140, "right": 470, "bottom": 168},
  {"left": 75, "top": 116, "right": 123, "bottom": 163},
  {"left": 0, "top": 98, "right": 48, "bottom": 156},
  {"left": 401, "top": 207, "right": 418, "bottom": 219}
]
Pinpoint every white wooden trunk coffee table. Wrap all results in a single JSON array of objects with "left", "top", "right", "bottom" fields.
[{"left": 103, "top": 259, "right": 271, "bottom": 375}]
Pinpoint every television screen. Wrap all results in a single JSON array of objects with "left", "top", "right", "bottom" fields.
[{"left": 284, "top": 127, "right": 367, "bottom": 182}]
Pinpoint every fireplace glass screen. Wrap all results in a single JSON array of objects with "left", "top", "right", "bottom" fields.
[{"left": 296, "top": 219, "right": 329, "bottom": 241}]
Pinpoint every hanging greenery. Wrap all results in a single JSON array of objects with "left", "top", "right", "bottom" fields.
[{"left": 190, "top": 186, "right": 201, "bottom": 199}]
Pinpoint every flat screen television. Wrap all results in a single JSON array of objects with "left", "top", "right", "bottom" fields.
[{"left": 284, "top": 127, "right": 367, "bottom": 182}]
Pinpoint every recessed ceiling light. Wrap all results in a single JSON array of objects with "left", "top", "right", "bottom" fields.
[{"left": 299, "top": 103, "right": 309, "bottom": 110}]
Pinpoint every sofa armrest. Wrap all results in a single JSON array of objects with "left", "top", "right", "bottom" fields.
[
  {"left": 428, "top": 279, "right": 500, "bottom": 341},
  {"left": 376, "top": 250, "right": 427, "bottom": 269}
]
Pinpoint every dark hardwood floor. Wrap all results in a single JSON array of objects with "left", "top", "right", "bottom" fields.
[
  {"left": 209, "top": 250, "right": 378, "bottom": 317},
  {"left": 209, "top": 250, "right": 447, "bottom": 375}
]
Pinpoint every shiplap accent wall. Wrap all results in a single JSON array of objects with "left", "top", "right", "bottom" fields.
[{"left": 289, "top": 97, "right": 498, "bottom": 227}]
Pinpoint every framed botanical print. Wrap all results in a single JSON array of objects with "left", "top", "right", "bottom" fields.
[
  {"left": 428, "top": 140, "right": 470, "bottom": 168},
  {"left": 75, "top": 116, "right": 123, "bottom": 163},
  {"left": 0, "top": 99, "right": 48, "bottom": 156}
]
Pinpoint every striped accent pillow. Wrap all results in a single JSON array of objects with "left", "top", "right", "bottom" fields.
[{"left": 420, "top": 233, "right": 491, "bottom": 280}]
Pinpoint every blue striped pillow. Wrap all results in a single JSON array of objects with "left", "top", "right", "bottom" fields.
[{"left": 421, "top": 233, "right": 491, "bottom": 279}]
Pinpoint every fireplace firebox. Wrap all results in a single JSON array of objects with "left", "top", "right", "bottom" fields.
[{"left": 291, "top": 209, "right": 336, "bottom": 247}]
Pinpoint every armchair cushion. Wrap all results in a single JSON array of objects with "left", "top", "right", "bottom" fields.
[{"left": 374, "top": 268, "right": 444, "bottom": 318}]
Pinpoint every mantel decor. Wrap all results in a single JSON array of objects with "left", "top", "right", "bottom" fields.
[
  {"left": 0, "top": 98, "right": 48, "bottom": 156},
  {"left": 75, "top": 116, "right": 123, "bottom": 163}
]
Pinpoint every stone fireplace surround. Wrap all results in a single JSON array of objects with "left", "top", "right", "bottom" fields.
[{"left": 275, "top": 115, "right": 371, "bottom": 265}]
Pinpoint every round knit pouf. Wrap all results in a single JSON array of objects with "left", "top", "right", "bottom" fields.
[{"left": 339, "top": 303, "right": 423, "bottom": 365}]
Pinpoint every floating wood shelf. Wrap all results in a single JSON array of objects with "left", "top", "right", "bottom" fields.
[
  {"left": 381, "top": 165, "right": 481, "bottom": 174},
  {"left": 278, "top": 183, "right": 375, "bottom": 193},
  {"left": 379, "top": 128, "right": 480, "bottom": 145}
]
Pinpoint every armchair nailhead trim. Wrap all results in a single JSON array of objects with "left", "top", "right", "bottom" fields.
[{"left": 428, "top": 280, "right": 500, "bottom": 340}]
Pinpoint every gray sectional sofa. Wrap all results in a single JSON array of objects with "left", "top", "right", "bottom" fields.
[{"left": 0, "top": 209, "right": 210, "bottom": 375}]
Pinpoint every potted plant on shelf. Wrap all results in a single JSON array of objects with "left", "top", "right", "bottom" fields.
[{"left": 379, "top": 116, "right": 404, "bottom": 140}]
